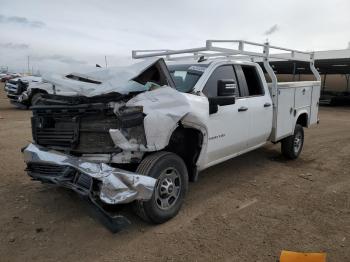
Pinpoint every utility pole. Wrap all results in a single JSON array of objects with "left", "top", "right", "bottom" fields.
[
  {"left": 27, "top": 56, "right": 30, "bottom": 75},
  {"left": 105, "top": 56, "right": 108, "bottom": 68}
]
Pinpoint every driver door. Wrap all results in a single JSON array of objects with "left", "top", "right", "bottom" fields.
[{"left": 204, "top": 64, "right": 251, "bottom": 165}]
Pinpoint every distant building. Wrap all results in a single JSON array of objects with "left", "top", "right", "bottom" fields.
[
  {"left": 267, "top": 48, "right": 350, "bottom": 104},
  {"left": 314, "top": 48, "right": 350, "bottom": 93}
]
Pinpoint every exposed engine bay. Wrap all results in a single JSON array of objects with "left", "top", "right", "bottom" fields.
[{"left": 31, "top": 95, "right": 145, "bottom": 156}]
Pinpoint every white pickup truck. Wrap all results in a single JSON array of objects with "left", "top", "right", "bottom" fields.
[
  {"left": 23, "top": 40, "right": 321, "bottom": 231},
  {"left": 4, "top": 75, "right": 43, "bottom": 107}
]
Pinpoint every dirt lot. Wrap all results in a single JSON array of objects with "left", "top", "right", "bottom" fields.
[{"left": 0, "top": 82, "right": 350, "bottom": 262}]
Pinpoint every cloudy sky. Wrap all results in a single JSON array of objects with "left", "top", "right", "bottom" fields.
[{"left": 0, "top": 0, "right": 349, "bottom": 73}]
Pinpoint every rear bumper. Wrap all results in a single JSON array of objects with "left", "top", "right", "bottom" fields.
[{"left": 23, "top": 143, "right": 156, "bottom": 205}]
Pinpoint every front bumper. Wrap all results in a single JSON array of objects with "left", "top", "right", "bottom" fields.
[
  {"left": 6, "top": 92, "right": 19, "bottom": 100},
  {"left": 23, "top": 143, "right": 156, "bottom": 204},
  {"left": 23, "top": 143, "right": 156, "bottom": 232}
]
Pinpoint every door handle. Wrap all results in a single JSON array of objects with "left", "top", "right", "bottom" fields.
[
  {"left": 238, "top": 106, "right": 248, "bottom": 112},
  {"left": 264, "top": 103, "right": 271, "bottom": 107}
]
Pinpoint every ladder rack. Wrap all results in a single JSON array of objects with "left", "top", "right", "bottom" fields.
[
  {"left": 132, "top": 40, "right": 321, "bottom": 99},
  {"left": 133, "top": 40, "right": 311, "bottom": 62}
]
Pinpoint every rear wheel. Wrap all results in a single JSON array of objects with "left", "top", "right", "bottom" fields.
[
  {"left": 134, "top": 151, "right": 188, "bottom": 224},
  {"left": 281, "top": 124, "right": 304, "bottom": 159}
]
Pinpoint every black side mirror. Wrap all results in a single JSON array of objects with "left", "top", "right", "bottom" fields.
[
  {"left": 208, "top": 79, "right": 237, "bottom": 114},
  {"left": 208, "top": 96, "right": 236, "bottom": 114},
  {"left": 218, "top": 79, "right": 237, "bottom": 96}
]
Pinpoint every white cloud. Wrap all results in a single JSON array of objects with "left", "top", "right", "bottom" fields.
[
  {"left": 0, "top": 42, "right": 29, "bottom": 49},
  {"left": 0, "top": 14, "right": 45, "bottom": 27}
]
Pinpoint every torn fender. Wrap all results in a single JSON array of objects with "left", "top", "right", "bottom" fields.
[
  {"left": 123, "top": 87, "right": 192, "bottom": 151},
  {"left": 23, "top": 143, "right": 156, "bottom": 204}
]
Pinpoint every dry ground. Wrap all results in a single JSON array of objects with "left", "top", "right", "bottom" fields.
[{"left": 0, "top": 82, "right": 350, "bottom": 262}]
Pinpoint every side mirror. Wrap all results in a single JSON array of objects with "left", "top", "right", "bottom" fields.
[
  {"left": 218, "top": 79, "right": 237, "bottom": 96},
  {"left": 208, "top": 96, "right": 236, "bottom": 114},
  {"left": 208, "top": 79, "right": 237, "bottom": 114}
]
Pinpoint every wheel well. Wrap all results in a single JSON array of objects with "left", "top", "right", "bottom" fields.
[
  {"left": 29, "top": 89, "right": 48, "bottom": 105},
  {"left": 31, "top": 88, "right": 48, "bottom": 96},
  {"left": 296, "top": 113, "right": 308, "bottom": 127},
  {"left": 165, "top": 126, "right": 203, "bottom": 182}
]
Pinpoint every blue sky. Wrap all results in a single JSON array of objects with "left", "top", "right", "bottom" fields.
[{"left": 0, "top": 0, "right": 349, "bottom": 73}]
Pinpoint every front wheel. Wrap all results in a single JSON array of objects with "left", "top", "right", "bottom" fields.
[
  {"left": 134, "top": 151, "right": 188, "bottom": 224},
  {"left": 281, "top": 124, "right": 304, "bottom": 159},
  {"left": 30, "top": 93, "right": 43, "bottom": 106}
]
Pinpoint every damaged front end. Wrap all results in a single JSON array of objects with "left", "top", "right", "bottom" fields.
[{"left": 23, "top": 58, "right": 192, "bottom": 232}]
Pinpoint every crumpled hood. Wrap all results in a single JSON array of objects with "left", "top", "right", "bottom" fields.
[{"left": 39, "top": 57, "right": 175, "bottom": 97}]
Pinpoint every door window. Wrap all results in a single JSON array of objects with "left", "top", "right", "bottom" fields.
[
  {"left": 203, "top": 65, "right": 239, "bottom": 97},
  {"left": 241, "top": 65, "right": 264, "bottom": 96}
]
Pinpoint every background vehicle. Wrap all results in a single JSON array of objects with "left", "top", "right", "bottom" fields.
[
  {"left": 1, "top": 73, "right": 20, "bottom": 82},
  {"left": 23, "top": 40, "right": 321, "bottom": 231},
  {"left": 4, "top": 75, "right": 42, "bottom": 108}
]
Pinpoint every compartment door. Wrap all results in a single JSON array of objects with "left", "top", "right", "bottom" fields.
[
  {"left": 295, "top": 86, "right": 312, "bottom": 109},
  {"left": 275, "top": 88, "right": 295, "bottom": 140}
]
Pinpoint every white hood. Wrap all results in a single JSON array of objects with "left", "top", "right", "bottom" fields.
[{"left": 40, "top": 58, "right": 175, "bottom": 97}]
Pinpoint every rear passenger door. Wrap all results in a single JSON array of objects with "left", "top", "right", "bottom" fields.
[{"left": 235, "top": 65, "right": 273, "bottom": 147}]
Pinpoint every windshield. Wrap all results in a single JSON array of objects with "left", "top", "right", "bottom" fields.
[{"left": 168, "top": 64, "right": 208, "bottom": 93}]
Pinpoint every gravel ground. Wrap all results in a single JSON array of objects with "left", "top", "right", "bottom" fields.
[{"left": 0, "top": 83, "right": 349, "bottom": 261}]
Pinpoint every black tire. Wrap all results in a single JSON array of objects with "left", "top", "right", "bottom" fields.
[
  {"left": 281, "top": 124, "right": 304, "bottom": 159},
  {"left": 30, "top": 93, "right": 43, "bottom": 106},
  {"left": 134, "top": 151, "right": 188, "bottom": 224}
]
